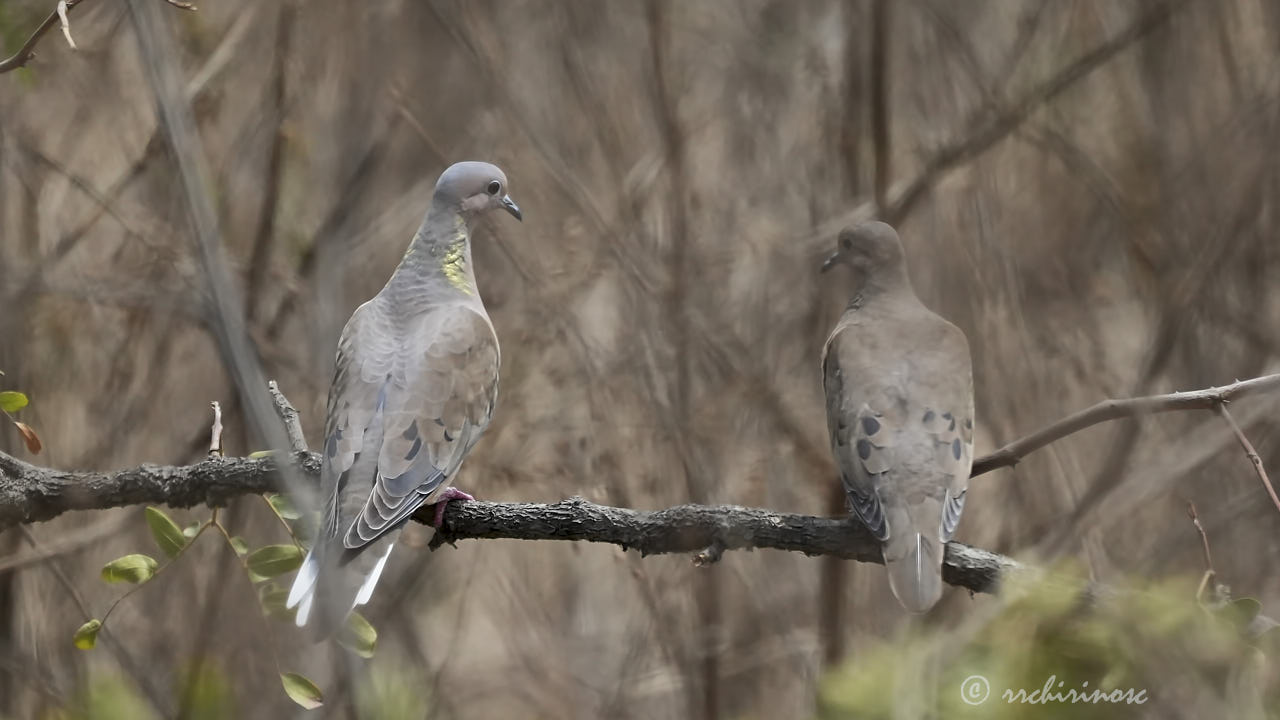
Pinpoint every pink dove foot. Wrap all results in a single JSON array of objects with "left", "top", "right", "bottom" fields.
[{"left": 431, "top": 487, "right": 475, "bottom": 528}]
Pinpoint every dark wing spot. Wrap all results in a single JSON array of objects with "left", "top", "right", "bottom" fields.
[
  {"left": 443, "top": 428, "right": 454, "bottom": 442},
  {"left": 952, "top": 438, "right": 962, "bottom": 460},
  {"left": 861, "top": 416, "right": 881, "bottom": 436},
  {"left": 837, "top": 416, "right": 848, "bottom": 431},
  {"left": 402, "top": 422, "right": 419, "bottom": 441},
  {"left": 434, "top": 418, "right": 445, "bottom": 426},
  {"left": 922, "top": 410, "right": 935, "bottom": 424},
  {"left": 856, "top": 438, "right": 873, "bottom": 461},
  {"left": 941, "top": 411, "right": 952, "bottom": 421},
  {"left": 965, "top": 418, "right": 973, "bottom": 429},
  {"left": 404, "top": 436, "right": 423, "bottom": 461},
  {"left": 949, "top": 417, "right": 956, "bottom": 432},
  {"left": 325, "top": 434, "right": 338, "bottom": 459}
]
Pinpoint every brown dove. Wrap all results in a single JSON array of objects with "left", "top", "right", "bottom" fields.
[
  {"left": 820, "top": 221, "right": 973, "bottom": 613},
  {"left": 287, "top": 161, "right": 521, "bottom": 638}
]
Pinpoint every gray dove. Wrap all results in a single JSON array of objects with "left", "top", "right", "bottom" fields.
[
  {"left": 820, "top": 221, "right": 973, "bottom": 613},
  {"left": 287, "top": 161, "right": 521, "bottom": 638}
]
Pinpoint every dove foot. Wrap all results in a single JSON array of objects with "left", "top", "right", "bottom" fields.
[{"left": 431, "top": 487, "right": 475, "bottom": 528}]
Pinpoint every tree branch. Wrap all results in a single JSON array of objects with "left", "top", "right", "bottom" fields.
[
  {"left": 971, "top": 372, "right": 1280, "bottom": 477},
  {"left": 0, "top": 0, "right": 86, "bottom": 75},
  {"left": 1216, "top": 402, "right": 1279, "bottom": 515},
  {"left": 5, "top": 372, "right": 1275, "bottom": 600},
  {"left": 0, "top": 0, "right": 194, "bottom": 75},
  {"left": 0, "top": 449, "right": 1017, "bottom": 595}
]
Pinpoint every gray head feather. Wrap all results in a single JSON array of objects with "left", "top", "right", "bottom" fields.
[{"left": 433, "top": 161, "right": 522, "bottom": 221}]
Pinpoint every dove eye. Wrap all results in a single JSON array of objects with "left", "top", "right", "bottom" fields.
[
  {"left": 487, "top": 181, "right": 502, "bottom": 196},
  {"left": 840, "top": 236, "right": 853, "bottom": 250}
]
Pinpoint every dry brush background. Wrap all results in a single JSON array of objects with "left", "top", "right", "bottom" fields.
[{"left": 1, "top": 0, "right": 1279, "bottom": 717}]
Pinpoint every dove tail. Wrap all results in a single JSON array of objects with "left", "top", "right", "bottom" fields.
[
  {"left": 287, "top": 539, "right": 395, "bottom": 640},
  {"left": 883, "top": 531, "right": 944, "bottom": 614}
]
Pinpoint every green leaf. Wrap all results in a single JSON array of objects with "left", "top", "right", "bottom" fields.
[
  {"left": 0, "top": 391, "right": 28, "bottom": 412},
  {"left": 266, "top": 493, "right": 301, "bottom": 520},
  {"left": 145, "top": 507, "right": 187, "bottom": 558},
  {"left": 338, "top": 611, "right": 377, "bottom": 659},
  {"left": 259, "top": 583, "right": 294, "bottom": 620},
  {"left": 182, "top": 522, "right": 202, "bottom": 539},
  {"left": 100, "top": 554, "right": 158, "bottom": 584},
  {"left": 246, "top": 544, "right": 303, "bottom": 579},
  {"left": 249, "top": 450, "right": 276, "bottom": 459},
  {"left": 229, "top": 536, "right": 249, "bottom": 556},
  {"left": 1218, "top": 597, "right": 1263, "bottom": 631},
  {"left": 73, "top": 619, "right": 101, "bottom": 650},
  {"left": 281, "top": 672, "right": 324, "bottom": 709}
]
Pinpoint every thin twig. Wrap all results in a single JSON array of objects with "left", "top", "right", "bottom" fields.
[
  {"left": 0, "top": 0, "right": 86, "bottom": 74},
  {"left": 972, "top": 373, "right": 1280, "bottom": 477},
  {"left": 1215, "top": 402, "right": 1280, "bottom": 515},
  {"left": 1186, "top": 501, "right": 1214, "bottom": 576},
  {"left": 56, "top": 0, "right": 76, "bottom": 50},
  {"left": 800, "top": 0, "right": 1190, "bottom": 246},
  {"left": 0, "top": 515, "right": 126, "bottom": 575},
  {"left": 0, "top": 0, "right": 194, "bottom": 74},
  {"left": 208, "top": 401, "right": 223, "bottom": 456},
  {"left": 267, "top": 380, "right": 308, "bottom": 453}
]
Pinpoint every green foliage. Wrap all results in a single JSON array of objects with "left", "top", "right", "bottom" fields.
[
  {"left": 267, "top": 493, "right": 301, "bottom": 520},
  {"left": 144, "top": 507, "right": 188, "bottom": 558},
  {"left": 258, "top": 583, "right": 294, "bottom": 621},
  {"left": 175, "top": 662, "right": 238, "bottom": 720},
  {"left": 281, "top": 672, "right": 324, "bottom": 710},
  {"left": 338, "top": 611, "right": 378, "bottom": 659},
  {"left": 0, "top": 390, "right": 28, "bottom": 412},
  {"left": 818, "top": 566, "right": 1280, "bottom": 719},
  {"left": 355, "top": 657, "right": 429, "bottom": 720},
  {"left": 72, "top": 619, "right": 101, "bottom": 650},
  {"left": 246, "top": 544, "right": 304, "bottom": 580},
  {"left": 73, "top": 497, "right": 334, "bottom": 708},
  {"left": 100, "top": 554, "right": 158, "bottom": 584},
  {"left": 63, "top": 676, "right": 158, "bottom": 720}
]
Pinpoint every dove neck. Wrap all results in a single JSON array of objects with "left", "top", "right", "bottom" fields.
[
  {"left": 389, "top": 209, "right": 479, "bottom": 305},
  {"left": 852, "top": 263, "right": 915, "bottom": 303}
]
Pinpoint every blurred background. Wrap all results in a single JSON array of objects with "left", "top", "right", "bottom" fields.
[{"left": 1, "top": 0, "right": 1279, "bottom": 717}]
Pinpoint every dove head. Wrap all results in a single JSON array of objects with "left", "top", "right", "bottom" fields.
[
  {"left": 433, "top": 161, "right": 522, "bottom": 222},
  {"left": 821, "top": 221, "right": 909, "bottom": 290}
]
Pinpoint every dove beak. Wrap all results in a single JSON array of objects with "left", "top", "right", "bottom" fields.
[
  {"left": 820, "top": 251, "right": 840, "bottom": 273},
  {"left": 500, "top": 194, "right": 523, "bottom": 221}
]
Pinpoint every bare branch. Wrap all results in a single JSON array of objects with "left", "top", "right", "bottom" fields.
[
  {"left": 267, "top": 380, "right": 308, "bottom": 453},
  {"left": 0, "top": 449, "right": 1016, "bottom": 596},
  {"left": 56, "top": 1, "right": 76, "bottom": 50},
  {"left": 0, "top": 0, "right": 194, "bottom": 74},
  {"left": 802, "top": 0, "right": 1190, "bottom": 244},
  {"left": 1216, "top": 402, "right": 1280, "bottom": 515},
  {"left": 1186, "top": 501, "right": 1214, "bottom": 580},
  {"left": 208, "top": 401, "right": 223, "bottom": 456},
  {"left": 0, "top": 0, "right": 85, "bottom": 74},
  {"left": 972, "top": 373, "right": 1280, "bottom": 477},
  {"left": 883, "top": 0, "right": 1189, "bottom": 225}
]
